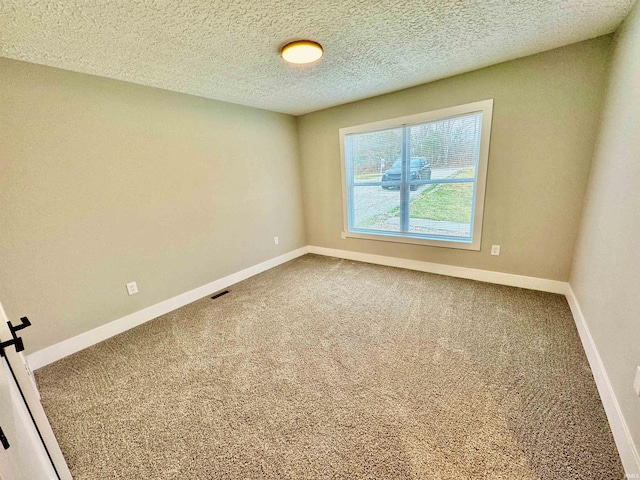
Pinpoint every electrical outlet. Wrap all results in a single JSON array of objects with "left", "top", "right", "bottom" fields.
[
  {"left": 341, "top": 231, "right": 346, "bottom": 239},
  {"left": 491, "top": 245, "right": 501, "bottom": 256},
  {"left": 634, "top": 366, "right": 640, "bottom": 398},
  {"left": 126, "top": 281, "right": 138, "bottom": 296},
  {"left": 274, "top": 236, "right": 279, "bottom": 245}
]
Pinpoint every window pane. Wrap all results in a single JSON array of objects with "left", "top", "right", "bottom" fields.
[
  {"left": 340, "top": 99, "right": 492, "bottom": 249},
  {"left": 409, "top": 113, "right": 482, "bottom": 180},
  {"left": 351, "top": 185, "right": 400, "bottom": 232},
  {"left": 408, "top": 182, "right": 474, "bottom": 238},
  {"left": 348, "top": 128, "right": 402, "bottom": 185}
]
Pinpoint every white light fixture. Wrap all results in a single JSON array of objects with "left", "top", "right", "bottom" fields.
[{"left": 281, "top": 40, "right": 323, "bottom": 64}]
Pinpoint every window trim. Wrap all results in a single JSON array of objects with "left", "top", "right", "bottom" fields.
[{"left": 339, "top": 99, "right": 494, "bottom": 251}]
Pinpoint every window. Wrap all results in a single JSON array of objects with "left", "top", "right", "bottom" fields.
[{"left": 339, "top": 99, "right": 493, "bottom": 250}]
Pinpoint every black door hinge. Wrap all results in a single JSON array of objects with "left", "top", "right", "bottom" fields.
[
  {"left": 0, "top": 426, "right": 9, "bottom": 450},
  {"left": 0, "top": 317, "right": 31, "bottom": 358}
]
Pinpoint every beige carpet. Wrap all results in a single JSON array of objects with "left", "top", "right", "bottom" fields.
[{"left": 36, "top": 254, "right": 623, "bottom": 479}]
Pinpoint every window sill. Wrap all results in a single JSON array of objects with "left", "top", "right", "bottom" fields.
[{"left": 343, "top": 230, "right": 481, "bottom": 251}]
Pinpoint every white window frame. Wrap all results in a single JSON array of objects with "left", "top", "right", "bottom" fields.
[{"left": 339, "top": 99, "right": 493, "bottom": 251}]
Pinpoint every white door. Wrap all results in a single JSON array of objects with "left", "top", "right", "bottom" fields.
[
  {"left": 0, "top": 357, "right": 56, "bottom": 480},
  {"left": 0, "top": 363, "right": 17, "bottom": 480},
  {"left": 0, "top": 303, "right": 72, "bottom": 480}
]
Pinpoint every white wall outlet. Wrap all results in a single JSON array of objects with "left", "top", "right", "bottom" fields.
[
  {"left": 634, "top": 366, "right": 640, "bottom": 398},
  {"left": 491, "top": 245, "right": 501, "bottom": 256},
  {"left": 126, "top": 281, "right": 138, "bottom": 296},
  {"left": 273, "top": 236, "right": 279, "bottom": 245},
  {"left": 341, "top": 231, "right": 346, "bottom": 239}
]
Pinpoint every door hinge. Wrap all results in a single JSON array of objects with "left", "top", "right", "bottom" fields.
[
  {"left": 0, "top": 426, "right": 9, "bottom": 450},
  {"left": 0, "top": 317, "right": 31, "bottom": 357}
]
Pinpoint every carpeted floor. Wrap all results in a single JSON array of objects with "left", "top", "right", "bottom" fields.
[{"left": 35, "top": 254, "right": 624, "bottom": 479}]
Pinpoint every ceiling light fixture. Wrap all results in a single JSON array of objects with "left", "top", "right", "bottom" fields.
[{"left": 281, "top": 40, "right": 323, "bottom": 64}]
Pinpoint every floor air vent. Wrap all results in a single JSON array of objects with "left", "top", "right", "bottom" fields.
[{"left": 211, "top": 290, "right": 230, "bottom": 300}]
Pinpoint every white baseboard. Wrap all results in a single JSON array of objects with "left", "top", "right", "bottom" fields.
[
  {"left": 307, "top": 246, "right": 568, "bottom": 294},
  {"left": 27, "top": 247, "right": 309, "bottom": 370},
  {"left": 566, "top": 286, "right": 640, "bottom": 476}
]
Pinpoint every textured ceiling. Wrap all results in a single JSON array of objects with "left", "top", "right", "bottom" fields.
[{"left": 0, "top": 1, "right": 635, "bottom": 115}]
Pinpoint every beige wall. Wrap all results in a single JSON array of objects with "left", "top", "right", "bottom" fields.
[
  {"left": 0, "top": 36, "right": 620, "bottom": 355},
  {"left": 570, "top": 0, "right": 640, "bottom": 459},
  {"left": 0, "top": 58, "right": 306, "bottom": 353},
  {"left": 297, "top": 37, "right": 611, "bottom": 281}
]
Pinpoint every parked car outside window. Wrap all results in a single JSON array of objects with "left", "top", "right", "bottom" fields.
[{"left": 381, "top": 157, "right": 432, "bottom": 190}]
